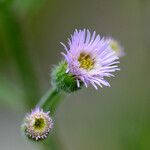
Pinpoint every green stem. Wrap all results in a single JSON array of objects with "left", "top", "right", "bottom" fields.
[
  {"left": 38, "top": 88, "right": 65, "bottom": 116},
  {"left": 37, "top": 88, "right": 66, "bottom": 150},
  {"left": 41, "top": 132, "right": 66, "bottom": 150}
]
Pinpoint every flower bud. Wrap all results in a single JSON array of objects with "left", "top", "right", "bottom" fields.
[
  {"left": 22, "top": 107, "right": 53, "bottom": 141},
  {"left": 51, "top": 61, "right": 83, "bottom": 93},
  {"left": 108, "top": 38, "right": 125, "bottom": 58}
]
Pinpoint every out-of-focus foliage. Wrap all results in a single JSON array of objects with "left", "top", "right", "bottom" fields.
[
  {"left": 0, "top": 76, "right": 25, "bottom": 110},
  {"left": 13, "top": 0, "right": 45, "bottom": 16},
  {"left": 0, "top": 0, "right": 47, "bottom": 108}
]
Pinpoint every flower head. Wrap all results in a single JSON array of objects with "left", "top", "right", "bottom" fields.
[
  {"left": 108, "top": 37, "right": 125, "bottom": 58},
  {"left": 61, "top": 29, "right": 120, "bottom": 89},
  {"left": 22, "top": 107, "right": 53, "bottom": 141}
]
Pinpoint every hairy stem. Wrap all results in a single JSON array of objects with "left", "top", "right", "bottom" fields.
[
  {"left": 37, "top": 87, "right": 66, "bottom": 150},
  {"left": 38, "top": 88, "right": 64, "bottom": 116}
]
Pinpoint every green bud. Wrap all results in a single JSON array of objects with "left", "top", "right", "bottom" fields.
[{"left": 51, "top": 61, "right": 83, "bottom": 93}]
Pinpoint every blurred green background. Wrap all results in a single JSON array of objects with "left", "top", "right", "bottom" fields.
[{"left": 0, "top": 0, "right": 150, "bottom": 150}]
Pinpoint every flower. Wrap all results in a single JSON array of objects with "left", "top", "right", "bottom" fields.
[
  {"left": 61, "top": 29, "right": 120, "bottom": 89},
  {"left": 22, "top": 107, "right": 53, "bottom": 141},
  {"left": 108, "top": 37, "right": 125, "bottom": 58}
]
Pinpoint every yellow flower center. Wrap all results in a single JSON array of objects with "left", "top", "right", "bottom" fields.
[
  {"left": 110, "top": 42, "right": 119, "bottom": 52},
  {"left": 78, "top": 52, "right": 94, "bottom": 70},
  {"left": 33, "top": 118, "right": 45, "bottom": 130}
]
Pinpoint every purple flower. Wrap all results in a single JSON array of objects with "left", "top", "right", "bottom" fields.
[
  {"left": 108, "top": 37, "right": 125, "bottom": 58},
  {"left": 23, "top": 107, "right": 53, "bottom": 141},
  {"left": 61, "top": 29, "right": 120, "bottom": 89}
]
